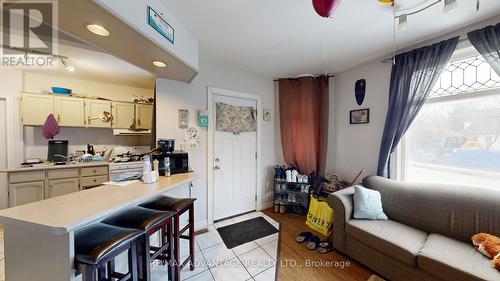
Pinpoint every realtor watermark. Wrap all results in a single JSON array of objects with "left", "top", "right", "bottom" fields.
[
  {"left": 1, "top": 0, "right": 58, "bottom": 69},
  {"left": 155, "top": 258, "right": 351, "bottom": 270}
]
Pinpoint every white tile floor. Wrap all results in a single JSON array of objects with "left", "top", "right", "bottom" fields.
[{"left": 152, "top": 211, "right": 279, "bottom": 281}]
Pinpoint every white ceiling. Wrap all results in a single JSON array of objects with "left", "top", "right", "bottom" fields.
[
  {"left": 26, "top": 32, "right": 155, "bottom": 88},
  {"left": 162, "top": 0, "right": 500, "bottom": 78}
]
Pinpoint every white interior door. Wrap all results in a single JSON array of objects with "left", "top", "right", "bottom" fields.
[{"left": 213, "top": 94, "right": 257, "bottom": 220}]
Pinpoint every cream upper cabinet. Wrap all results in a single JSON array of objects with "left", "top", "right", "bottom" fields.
[
  {"left": 135, "top": 104, "right": 153, "bottom": 129},
  {"left": 46, "top": 178, "right": 79, "bottom": 198},
  {"left": 9, "top": 181, "right": 45, "bottom": 207},
  {"left": 85, "top": 99, "right": 112, "bottom": 128},
  {"left": 54, "top": 96, "right": 85, "bottom": 127},
  {"left": 21, "top": 93, "right": 54, "bottom": 126},
  {"left": 112, "top": 102, "right": 135, "bottom": 129}
]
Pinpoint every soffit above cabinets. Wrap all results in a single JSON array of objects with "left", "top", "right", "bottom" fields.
[{"left": 56, "top": 0, "right": 199, "bottom": 83}]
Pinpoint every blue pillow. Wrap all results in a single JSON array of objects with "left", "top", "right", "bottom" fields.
[{"left": 353, "top": 185, "right": 388, "bottom": 220}]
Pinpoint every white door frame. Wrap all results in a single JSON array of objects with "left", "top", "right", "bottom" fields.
[
  {"left": 0, "top": 94, "right": 18, "bottom": 168},
  {"left": 207, "top": 87, "right": 262, "bottom": 224}
]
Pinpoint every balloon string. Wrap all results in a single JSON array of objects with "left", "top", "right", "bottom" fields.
[
  {"left": 324, "top": 18, "right": 328, "bottom": 77},
  {"left": 392, "top": 2, "right": 396, "bottom": 65}
]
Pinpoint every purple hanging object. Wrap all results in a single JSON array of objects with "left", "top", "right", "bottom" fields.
[{"left": 43, "top": 114, "right": 60, "bottom": 140}]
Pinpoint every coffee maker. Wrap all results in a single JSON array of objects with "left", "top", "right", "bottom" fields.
[{"left": 152, "top": 139, "right": 189, "bottom": 175}]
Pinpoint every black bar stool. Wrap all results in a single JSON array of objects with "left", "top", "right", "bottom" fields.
[
  {"left": 74, "top": 223, "right": 143, "bottom": 281},
  {"left": 139, "top": 196, "right": 196, "bottom": 281},
  {"left": 102, "top": 206, "right": 176, "bottom": 281}
]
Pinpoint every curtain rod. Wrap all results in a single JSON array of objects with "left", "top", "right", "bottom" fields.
[
  {"left": 381, "top": 36, "right": 469, "bottom": 63},
  {"left": 273, "top": 75, "right": 334, "bottom": 82}
]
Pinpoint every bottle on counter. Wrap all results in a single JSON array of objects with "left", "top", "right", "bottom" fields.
[
  {"left": 143, "top": 155, "right": 151, "bottom": 173},
  {"left": 164, "top": 157, "right": 171, "bottom": 177},
  {"left": 153, "top": 159, "right": 159, "bottom": 179}
]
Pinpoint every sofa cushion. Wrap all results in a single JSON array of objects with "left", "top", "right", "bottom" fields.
[
  {"left": 418, "top": 233, "right": 500, "bottom": 281},
  {"left": 346, "top": 219, "right": 428, "bottom": 266},
  {"left": 362, "top": 176, "right": 500, "bottom": 243}
]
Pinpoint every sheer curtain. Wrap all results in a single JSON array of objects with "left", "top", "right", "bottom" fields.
[
  {"left": 468, "top": 23, "right": 500, "bottom": 76},
  {"left": 377, "top": 37, "right": 459, "bottom": 177},
  {"left": 278, "top": 76, "right": 329, "bottom": 178}
]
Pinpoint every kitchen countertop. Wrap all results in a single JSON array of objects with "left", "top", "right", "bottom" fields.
[
  {"left": 0, "top": 161, "right": 110, "bottom": 173},
  {"left": 0, "top": 172, "right": 197, "bottom": 234}
]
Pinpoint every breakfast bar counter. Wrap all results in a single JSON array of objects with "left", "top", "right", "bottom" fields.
[{"left": 0, "top": 172, "right": 197, "bottom": 281}]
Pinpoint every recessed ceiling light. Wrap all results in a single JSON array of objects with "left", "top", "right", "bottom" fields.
[
  {"left": 152, "top": 61, "right": 167, "bottom": 68},
  {"left": 86, "top": 24, "right": 110, "bottom": 36}
]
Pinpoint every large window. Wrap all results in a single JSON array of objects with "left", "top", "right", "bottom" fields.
[{"left": 401, "top": 48, "right": 500, "bottom": 189}]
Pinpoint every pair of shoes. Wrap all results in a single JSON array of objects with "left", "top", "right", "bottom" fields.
[
  {"left": 295, "top": 231, "right": 320, "bottom": 250},
  {"left": 317, "top": 239, "right": 335, "bottom": 254},
  {"left": 273, "top": 201, "right": 280, "bottom": 213},
  {"left": 279, "top": 202, "right": 287, "bottom": 214},
  {"left": 296, "top": 232, "right": 335, "bottom": 253}
]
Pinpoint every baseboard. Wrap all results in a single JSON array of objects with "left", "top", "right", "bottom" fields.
[
  {"left": 195, "top": 219, "right": 208, "bottom": 231},
  {"left": 260, "top": 201, "right": 273, "bottom": 210}
]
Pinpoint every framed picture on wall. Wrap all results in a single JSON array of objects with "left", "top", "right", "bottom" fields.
[{"left": 350, "top": 108, "right": 369, "bottom": 124}]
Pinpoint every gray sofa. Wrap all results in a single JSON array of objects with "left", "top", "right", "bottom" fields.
[{"left": 327, "top": 176, "right": 500, "bottom": 281}]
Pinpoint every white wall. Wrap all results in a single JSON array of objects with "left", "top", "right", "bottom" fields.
[
  {"left": 156, "top": 59, "right": 275, "bottom": 228},
  {"left": 327, "top": 60, "right": 391, "bottom": 180}
]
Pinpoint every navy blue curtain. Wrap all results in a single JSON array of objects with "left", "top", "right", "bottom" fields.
[
  {"left": 468, "top": 23, "right": 500, "bottom": 76},
  {"left": 377, "top": 37, "right": 459, "bottom": 177}
]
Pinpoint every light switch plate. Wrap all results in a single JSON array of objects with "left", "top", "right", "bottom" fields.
[
  {"left": 179, "top": 142, "right": 198, "bottom": 151},
  {"left": 263, "top": 108, "right": 272, "bottom": 121},
  {"left": 179, "top": 109, "right": 189, "bottom": 129}
]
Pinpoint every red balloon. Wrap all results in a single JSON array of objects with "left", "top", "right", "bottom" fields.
[{"left": 312, "top": 0, "right": 341, "bottom": 18}]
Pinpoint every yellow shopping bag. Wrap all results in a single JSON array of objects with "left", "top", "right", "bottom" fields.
[{"left": 306, "top": 196, "right": 334, "bottom": 236}]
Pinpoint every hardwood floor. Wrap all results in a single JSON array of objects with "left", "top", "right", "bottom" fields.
[{"left": 262, "top": 209, "right": 374, "bottom": 281}]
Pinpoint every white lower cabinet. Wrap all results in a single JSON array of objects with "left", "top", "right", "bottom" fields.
[
  {"left": 46, "top": 178, "right": 79, "bottom": 198},
  {"left": 9, "top": 181, "right": 45, "bottom": 207},
  {"left": 7, "top": 165, "right": 109, "bottom": 207}
]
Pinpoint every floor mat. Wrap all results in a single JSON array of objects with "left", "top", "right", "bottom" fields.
[{"left": 216, "top": 216, "right": 279, "bottom": 249}]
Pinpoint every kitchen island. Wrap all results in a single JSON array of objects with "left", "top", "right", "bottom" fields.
[{"left": 0, "top": 172, "right": 197, "bottom": 281}]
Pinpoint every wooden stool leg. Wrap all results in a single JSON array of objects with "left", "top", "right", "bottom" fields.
[
  {"left": 189, "top": 206, "right": 195, "bottom": 271},
  {"left": 129, "top": 243, "right": 139, "bottom": 281},
  {"left": 173, "top": 215, "right": 181, "bottom": 281},
  {"left": 107, "top": 261, "right": 115, "bottom": 281},
  {"left": 82, "top": 264, "right": 96, "bottom": 281},
  {"left": 167, "top": 221, "right": 175, "bottom": 281},
  {"left": 97, "top": 266, "right": 106, "bottom": 280},
  {"left": 142, "top": 234, "right": 151, "bottom": 281}
]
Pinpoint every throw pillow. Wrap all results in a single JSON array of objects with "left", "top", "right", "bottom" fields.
[
  {"left": 471, "top": 233, "right": 500, "bottom": 271},
  {"left": 353, "top": 185, "right": 388, "bottom": 220}
]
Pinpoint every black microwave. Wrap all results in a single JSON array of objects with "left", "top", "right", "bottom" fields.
[{"left": 152, "top": 151, "right": 189, "bottom": 175}]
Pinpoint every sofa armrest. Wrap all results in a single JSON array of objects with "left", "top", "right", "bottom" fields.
[{"left": 326, "top": 186, "right": 354, "bottom": 253}]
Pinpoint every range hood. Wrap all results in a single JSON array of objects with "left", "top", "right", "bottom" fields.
[{"left": 113, "top": 129, "right": 151, "bottom": 136}]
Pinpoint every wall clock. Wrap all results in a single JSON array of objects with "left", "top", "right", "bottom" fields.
[{"left": 355, "top": 79, "right": 366, "bottom": 106}]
